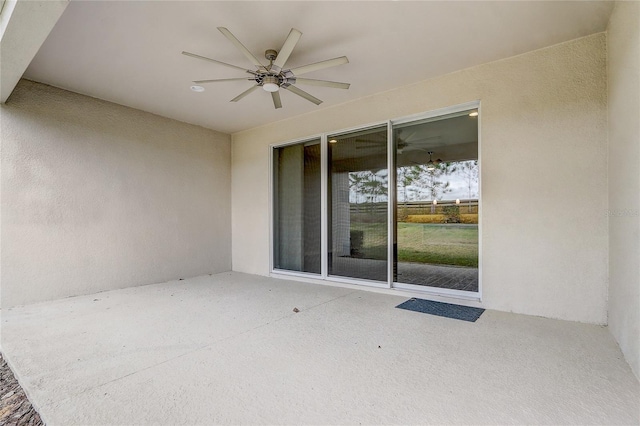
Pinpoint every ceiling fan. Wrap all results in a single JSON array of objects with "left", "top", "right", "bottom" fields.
[{"left": 182, "top": 27, "right": 350, "bottom": 109}]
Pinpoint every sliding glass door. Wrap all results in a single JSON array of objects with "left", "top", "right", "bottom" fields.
[
  {"left": 271, "top": 103, "right": 480, "bottom": 296},
  {"left": 272, "top": 139, "right": 321, "bottom": 274},
  {"left": 393, "top": 110, "right": 479, "bottom": 292},
  {"left": 327, "top": 126, "right": 388, "bottom": 282}
]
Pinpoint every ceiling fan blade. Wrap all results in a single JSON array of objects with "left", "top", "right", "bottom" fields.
[
  {"left": 193, "top": 78, "right": 253, "bottom": 84},
  {"left": 230, "top": 85, "right": 259, "bottom": 102},
  {"left": 398, "top": 131, "right": 417, "bottom": 142},
  {"left": 405, "top": 136, "right": 443, "bottom": 146},
  {"left": 217, "top": 27, "right": 265, "bottom": 70},
  {"left": 271, "top": 91, "right": 282, "bottom": 109},
  {"left": 182, "top": 51, "right": 254, "bottom": 73},
  {"left": 272, "top": 28, "right": 302, "bottom": 71},
  {"left": 284, "top": 85, "right": 322, "bottom": 105},
  {"left": 295, "top": 78, "right": 350, "bottom": 90},
  {"left": 289, "top": 56, "right": 349, "bottom": 76},
  {"left": 403, "top": 146, "right": 430, "bottom": 153}
]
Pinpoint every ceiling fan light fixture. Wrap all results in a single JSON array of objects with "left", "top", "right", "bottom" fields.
[
  {"left": 262, "top": 76, "right": 280, "bottom": 92},
  {"left": 469, "top": 110, "right": 479, "bottom": 117}
]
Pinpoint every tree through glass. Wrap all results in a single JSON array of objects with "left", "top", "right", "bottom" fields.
[
  {"left": 272, "top": 108, "right": 479, "bottom": 293},
  {"left": 328, "top": 126, "right": 388, "bottom": 282}
]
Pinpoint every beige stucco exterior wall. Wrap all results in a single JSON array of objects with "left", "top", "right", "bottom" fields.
[
  {"left": 607, "top": 1, "right": 640, "bottom": 380},
  {"left": 232, "top": 33, "right": 608, "bottom": 324},
  {"left": 1, "top": 80, "right": 232, "bottom": 308}
]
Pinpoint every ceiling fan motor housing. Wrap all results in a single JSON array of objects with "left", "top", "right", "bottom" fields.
[{"left": 254, "top": 69, "right": 295, "bottom": 90}]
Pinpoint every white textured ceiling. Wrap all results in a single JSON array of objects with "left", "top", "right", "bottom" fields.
[{"left": 24, "top": 1, "right": 613, "bottom": 134}]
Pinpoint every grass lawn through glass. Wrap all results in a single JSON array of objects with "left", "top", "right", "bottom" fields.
[{"left": 351, "top": 222, "right": 479, "bottom": 268}]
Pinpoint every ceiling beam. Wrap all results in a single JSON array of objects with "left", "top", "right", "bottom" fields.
[{"left": 0, "top": 0, "right": 68, "bottom": 103}]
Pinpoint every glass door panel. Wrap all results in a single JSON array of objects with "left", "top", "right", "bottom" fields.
[
  {"left": 273, "top": 139, "right": 321, "bottom": 274},
  {"left": 393, "top": 110, "right": 479, "bottom": 291},
  {"left": 327, "top": 126, "right": 388, "bottom": 282}
]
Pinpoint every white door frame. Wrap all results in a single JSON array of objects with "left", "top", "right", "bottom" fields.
[{"left": 269, "top": 100, "right": 482, "bottom": 301}]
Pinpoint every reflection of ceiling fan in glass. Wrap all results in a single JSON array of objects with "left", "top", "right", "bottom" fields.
[
  {"left": 425, "top": 151, "right": 442, "bottom": 170},
  {"left": 354, "top": 130, "right": 442, "bottom": 154},
  {"left": 182, "top": 27, "right": 350, "bottom": 109}
]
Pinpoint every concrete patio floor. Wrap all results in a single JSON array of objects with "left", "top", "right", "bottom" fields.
[{"left": 1, "top": 272, "right": 638, "bottom": 425}]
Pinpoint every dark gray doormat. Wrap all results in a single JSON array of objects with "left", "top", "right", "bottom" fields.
[{"left": 396, "top": 298, "right": 484, "bottom": 322}]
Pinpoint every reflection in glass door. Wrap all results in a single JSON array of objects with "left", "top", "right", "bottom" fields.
[
  {"left": 273, "top": 139, "right": 321, "bottom": 274},
  {"left": 393, "top": 110, "right": 479, "bottom": 291},
  {"left": 327, "top": 126, "right": 388, "bottom": 282},
  {"left": 272, "top": 104, "right": 480, "bottom": 295}
]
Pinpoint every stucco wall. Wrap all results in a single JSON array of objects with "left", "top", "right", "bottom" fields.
[
  {"left": 231, "top": 33, "right": 608, "bottom": 324},
  {"left": 607, "top": 2, "right": 640, "bottom": 379},
  {"left": 1, "top": 80, "right": 232, "bottom": 307}
]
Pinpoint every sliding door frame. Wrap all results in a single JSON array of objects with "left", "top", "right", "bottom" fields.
[
  {"left": 390, "top": 101, "right": 481, "bottom": 300},
  {"left": 269, "top": 100, "right": 482, "bottom": 301},
  {"left": 325, "top": 121, "right": 391, "bottom": 289},
  {"left": 269, "top": 134, "right": 324, "bottom": 280}
]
